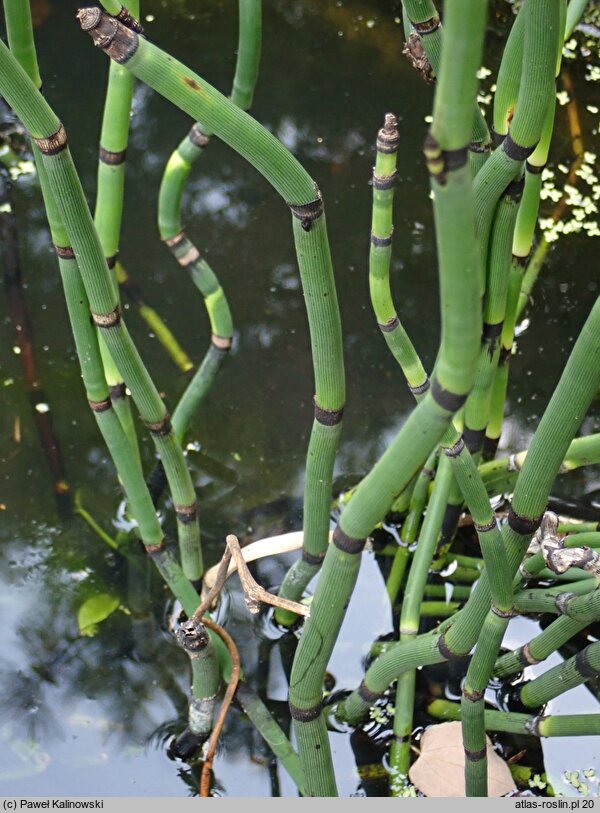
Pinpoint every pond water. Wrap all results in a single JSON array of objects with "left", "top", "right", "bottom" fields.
[{"left": 0, "top": 0, "right": 599, "bottom": 798}]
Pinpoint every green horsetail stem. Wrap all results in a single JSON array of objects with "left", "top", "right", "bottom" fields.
[
  {"left": 463, "top": 178, "right": 523, "bottom": 456},
  {"left": 401, "top": 0, "right": 490, "bottom": 161},
  {"left": 75, "top": 18, "right": 346, "bottom": 768},
  {"left": 493, "top": 6, "right": 524, "bottom": 140},
  {"left": 442, "top": 438, "right": 511, "bottom": 611},
  {"left": 3, "top": 0, "right": 41, "bottom": 89},
  {"left": 479, "top": 432, "right": 600, "bottom": 496},
  {"left": 474, "top": 0, "right": 561, "bottom": 280},
  {"left": 461, "top": 611, "right": 511, "bottom": 796},
  {"left": 336, "top": 295, "right": 600, "bottom": 726},
  {"left": 288, "top": 1, "right": 486, "bottom": 792},
  {"left": 156, "top": 1, "right": 261, "bottom": 447},
  {"left": 514, "top": 579, "right": 600, "bottom": 623},
  {"left": 235, "top": 682, "right": 307, "bottom": 795},
  {"left": 494, "top": 614, "right": 589, "bottom": 679},
  {"left": 0, "top": 40, "right": 203, "bottom": 583},
  {"left": 428, "top": 700, "right": 600, "bottom": 738},
  {"left": 389, "top": 456, "right": 453, "bottom": 786},
  {"left": 518, "top": 640, "right": 600, "bottom": 709},
  {"left": 94, "top": 0, "right": 141, "bottom": 462},
  {"left": 153, "top": 0, "right": 262, "bottom": 502},
  {"left": 368, "top": 114, "right": 429, "bottom": 390},
  {"left": 386, "top": 451, "right": 437, "bottom": 608},
  {"left": 29, "top": 155, "right": 200, "bottom": 615},
  {"left": 176, "top": 619, "right": 220, "bottom": 740}
]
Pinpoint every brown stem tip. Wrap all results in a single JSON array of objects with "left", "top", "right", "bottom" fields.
[{"left": 77, "top": 7, "right": 138, "bottom": 63}]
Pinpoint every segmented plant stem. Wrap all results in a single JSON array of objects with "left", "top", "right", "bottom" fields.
[{"left": 0, "top": 40, "right": 203, "bottom": 582}]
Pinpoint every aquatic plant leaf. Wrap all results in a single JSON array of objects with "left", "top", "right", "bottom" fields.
[
  {"left": 408, "top": 721, "right": 516, "bottom": 797},
  {"left": 77, "top": 594, "right": 119, "bottom": 637}
]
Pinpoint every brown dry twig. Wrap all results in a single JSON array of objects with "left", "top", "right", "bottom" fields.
[
  {"left": 224, "top": 533, "right": 310, "bottom": 617},
  {"left": 199, "top": 616, "right": 241, "bottom": 797}
]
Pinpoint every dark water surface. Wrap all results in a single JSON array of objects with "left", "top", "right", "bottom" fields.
[{"left": 0, "top": 0, "right": 599, "bottom": 797}]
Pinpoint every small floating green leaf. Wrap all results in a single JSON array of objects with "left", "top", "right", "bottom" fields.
[{"left": 77, "top": 594, "right": 119, "bottom": 637}]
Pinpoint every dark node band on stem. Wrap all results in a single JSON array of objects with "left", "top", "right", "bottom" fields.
[
  {"left": 175, "top": 242, "right": 200, "bottom": 268},
  {"left": 376, "top": 113, "right": 400, "bottom": 153},
  {"left": 333, "top": 526, "right": 365, "bottom": 555},
  {"left": 443, "top": 436, "right": 465, "bottom": 458},
  {"left": 512, "top": 253, "right": 529, "bottom": 268},
  {"left": 491, "top": 605, "right": 517, "bottom": 619},
  {"left": 483, "top": 321, "right": 506, "bottom": 342},
  {"left": 144, "top": 413, "right": 172, "bottom": 437},
  {"left": 88, "top": 396, "right": 112, "bottom": 413},
  {"left": 77, "top": 7, "right": 139, "bottom": 65},
  {"left": 524, "top": 715, "right": 543, "bottom": 737},
  {"left": 302, "top": 549, "right": 325, "bottom": 566},
  {"left": 99, "top": 146, "right": 127, "bottom": 165},
  {"left": 464, "top": 746, "right": 487, "bottom": 762},
  {"left": 503, "top": 176, "right": 525, "bottom": 202},
  {"left": 469, "top": 140, "right": 490, "bottom": 155},
  {"left": 463, "top": 426, "right": 485, "bottom": 454},
  {"left": 507, "top": 508, "right": 544, "bottom": 536},
  {"left": 106, "top": 253, "right": 118, "bottom": 269},
  {"left": 575, "top": 648, "right": 599, "bottom": 680},
  {"left": 409, "top": 378, "right": 430, "bottom": 396},
  {"left": 211, "top": 334, "right": 232, "bottom": 351},
  {"left": 371, "top": 232, "right": 393, "bottom": 248},
  {"left": 109, "top": 382, "right": 126, "bottom": 400},
  {"left": 499, "top": 345, "right": 513, "bottom": 366},
  {"left": 423, "top": 133, "right": 468, "bottom": 185},
  {"left": 288, "top": 702, "right": 322, "bottom": 723},
  {"left": 53, "top": 244, "right": 75, "bottom": 259},
  {"left": 491, "top": 128, "right": 506, "bottom": 146},
  {"left": 115, "top": 5, "right": 145, "bottom": 35},
  {"left": 394, "top": 734, "right": 411, "bottom": 744},
  {"left": 474, "top": 518, "right": 497, "bottom": 533},
  {"left": 519, "top": 643, "right": 542, "bottom": 666},
  {"left": 431, "top": 378, "right": 467, "bottom": 413},
  {"left": 372, "top": 172, "right": 397, "bottom": 191},
  {"left": 164, "top": 230, "right": 186, "bottom": 249},
  {"left": 313, "top": 399, "right": 344, "bottom": 427},
  {"left": 526, "top": 161, "right": 546, "bottom": 175},
  {"left": 482, "top": 435, "right": 500, "bottom": 459},
  {"left": 33, "top": 123, "right": 67, "bottom": 156},
  {"left": 358, "top": 679, "right": 381, "bottom": 704},
  {"left": 411, "top": 15, "right": 441, "bottom": 35},
  {"left": 288, "top": 194, "right": 324, "bottom": 232},
  {"left": 92, "top": 305, "right": 121, "bottom": 329},
  {"left": 145, "top": 537, "right": 167, "bottom": 554},
  {"left": 175, "top": 502, "right": 198, "bottom": 524},
  {"left": 438, "top": 634, "right": 461, "bottom": 661},
  {"left": 462, "top": 687, "right": 484, "bottom": 702},
  {"left": 378, "top": 315, "right": 400, "bottom": 333},
  {"left": 188, "top": 124, "right": 210, "bottom": 149},
  {"left": 555, "top": 592, "right": 575, "bottom": 616},
  {"left": 502, "top": 132, "right": 536, "bottom": 162}
]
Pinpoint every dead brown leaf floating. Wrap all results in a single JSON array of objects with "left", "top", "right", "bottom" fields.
[{"left": 408, "top": 721, "right": 517, "bottom": 797}]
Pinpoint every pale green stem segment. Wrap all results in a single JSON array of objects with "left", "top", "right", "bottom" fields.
[
  {"left": 94, "top": 0, "right": 141, "bottom": 461},
  {"left": 389, "top": 457, "right": 453, "bottom": 787},
  {"left": 335, "top": 295, "right": 600, "bottom": 725},
  {"left": 75, "top": 13, "right": 345, "bottom": 791},
  {"left": 157, "top": 0, "right": 262, "bottom": 451},
  {"left": 428, "top": 700, "right": 600, "bottom": 738},
  {"left": 29, "top": 155, "right": 200, "bottom": 614},
  {"left": 287, "top": 0, "right": 487, "bottom": 793},
  {"left": 0, "top": 39, "right": 203, "bottom": 582},
  {"left": 3, "top": 0, "right": 41, "bottom": 88},
  {"left": 474, "top": 0, "right": 561, "bottom": 283}
]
